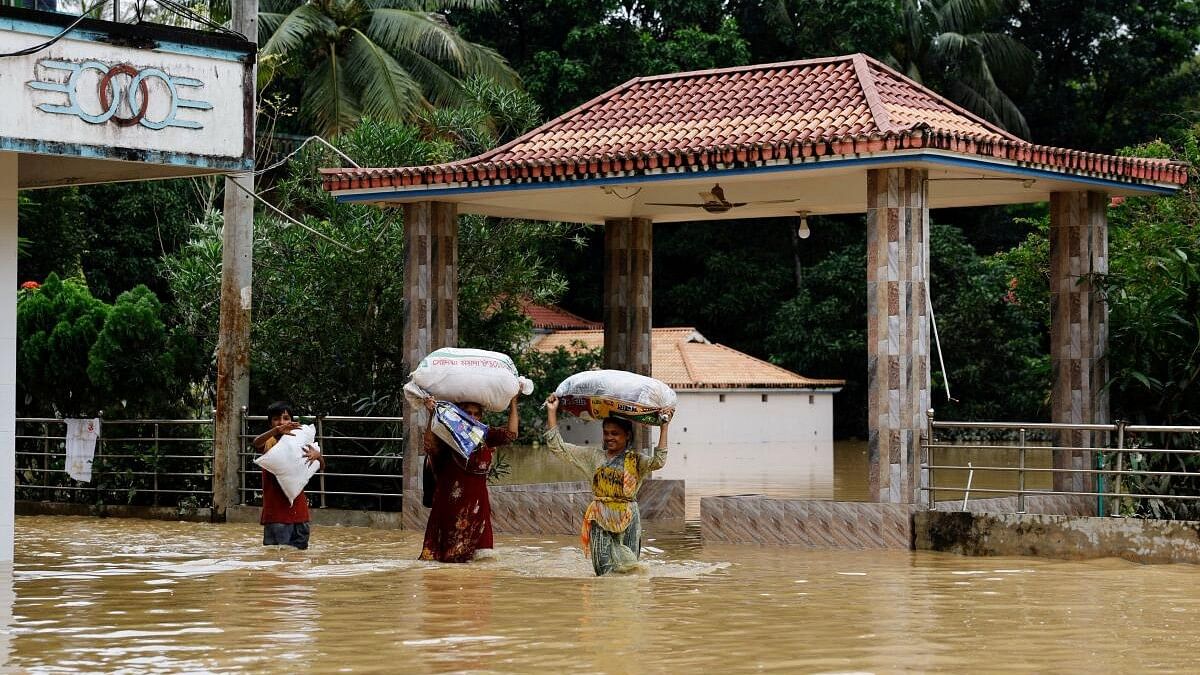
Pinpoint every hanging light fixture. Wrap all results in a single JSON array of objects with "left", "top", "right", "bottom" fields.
[{"left": 796, "top": 210, "right": 811, "bottom": 239}]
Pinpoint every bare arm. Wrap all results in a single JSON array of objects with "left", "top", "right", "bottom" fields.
[
  {"left": 543, "top": 395, "right": 600, "bottom": 477},
  {"left": 252, "top": 421, "right": 300, "bottom": 451},
  {"left": 506, "top": 396, "right": 519, "bottom": 437},
  {"left": 641, "top": 420, "right": 670, "bottom": 474}
]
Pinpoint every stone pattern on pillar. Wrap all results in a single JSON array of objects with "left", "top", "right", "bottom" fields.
[
  {"left": 401, "top": 202, "right": 432, "bottom": 529},
  {"left": 1050, "top": 192, "right": 1108, "bottom": 494},
  {"left": 0, "top": 152, "right": 17, "bottom": 561},
  {"left": 866, "top": 168, "right": 930, "bottom": 504},
  {"left": 603, "top": 217, "right": 653, "bottom": 376},
  {"left": 401, "top": 202, "right": 459, "bottom": 529}
]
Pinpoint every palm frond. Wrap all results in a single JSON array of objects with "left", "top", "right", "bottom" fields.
[
  {"left": 972, "top": 32, "right": 1035, "bottom": 77},
  {"left": 935, "top": 0, "right": 1006, "bottom": 34},
  {"left": 368, "top": 8, "right": 472, "bottom": 73},
  {"left": 461, "top": 42, "right": 519, "bottom": 87},
  {"left": 262, "top": 2, "right": 337, "bottom": 55},
  {"left": 257, "top": 12, "right": 289, "bottom": 43},
  {"left": 346, "top": 29, "right": 428, "bottom": 122},
  {"left": 302, "top": 44, "right": 364, "bottom": 137},
  {"left": 390, "top": 45, "right": 469, "bottom": 106}
]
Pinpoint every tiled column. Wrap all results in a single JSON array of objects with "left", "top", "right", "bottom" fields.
[
  {"left": 0, "top": 152, "right": 16, "bottom": 561},
  {"left": 866, "top": 168, "right": 930, "bottom": 504},
  {"left": 603, "top": 217, "right": 653, "bottom": 376},
  {"left": 401, "top": 201, "right": 458, "bottom": 529},
  {"left": 1050, "top": 192, "right": 1108, "bottom": 495}
]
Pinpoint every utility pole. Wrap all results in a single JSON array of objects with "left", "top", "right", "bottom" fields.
[{"left": 213, "top": 0, "right": 257, "bottom": 521}]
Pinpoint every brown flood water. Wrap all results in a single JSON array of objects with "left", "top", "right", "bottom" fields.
[{"left": 8, "top": 515, "right": 1200, "bottom": 672}]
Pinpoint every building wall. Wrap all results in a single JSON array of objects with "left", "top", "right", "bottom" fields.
[
  {"left": 556, "top": 389, "right": 836, "bottom": 447},
  {"left": 0, "top": 152, "right": 16, "bottom": 562}
]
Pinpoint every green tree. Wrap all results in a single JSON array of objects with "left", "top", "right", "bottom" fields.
[
  {"left": 730, "top": 0, "right": 902, "bottom": 63},
  {"left": 1009, "top": 0, "right": 1200, "bottom": 151},
  {"left": 887, "top": 0, "right": 1034, "bottom": 137},
  {"left": 259, "top": 0, "right": 518, "bottom": 136},
  {"left": 16, "top": 274, "right": 110, "bottom": 417}
]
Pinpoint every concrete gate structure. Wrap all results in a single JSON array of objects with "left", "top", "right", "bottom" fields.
[
  {"left": 0, "top": 6, "right": 255, "bottom": 561},
  {"left": 321, "top": 54, "right": 1186, "bottom": 528}
]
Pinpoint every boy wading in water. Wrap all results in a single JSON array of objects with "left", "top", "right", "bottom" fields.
[{"left": 252, "top": 401, "right": 324, "bottom": 549}]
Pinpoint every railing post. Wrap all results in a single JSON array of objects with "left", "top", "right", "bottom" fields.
[
  {"left": 41, "top": 422, "right": 49, "bottom": 487},
  {"left": 238, "top": 406, "right": 247, "bottom": 507},
  {"left": 316, "top": 415, "right": 327, "bottom": 509},
  {"left": 925, "top": 409, "right": 935, "bottom": 509},
  {"left": 153, "top": 423, "right": 160, "bottom": 507},
  {"left": 1112, "top": 420, "right": 1125, "bottom": 517},
  {"left": 1018, "top": 427, "right": 1026, "bottom": 514}
]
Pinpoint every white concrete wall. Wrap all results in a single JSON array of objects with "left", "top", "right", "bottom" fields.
[
  {"left": 0, "top": 152, "right": 17, "bottom": 562},
  {"left": 556, "top": 389, "right": 838, "bottom": 519},
  {"left": 557, "top": 389, "right": 836, "bottom": 447}
]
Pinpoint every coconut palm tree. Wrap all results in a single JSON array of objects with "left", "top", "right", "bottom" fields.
[
  {"left": 888, "top": 0, "right": 1033, "bottom": 138},
  {"left": 259, "top": 0, "right": 517, "bottom": 136}
]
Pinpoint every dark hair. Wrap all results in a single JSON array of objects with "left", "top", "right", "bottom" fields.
[
  {"left": 602, "top": 416, "right": 634, "bottom": 437},
  {"left": 266, "top": 400, "right": 293, "bottom": 421}
]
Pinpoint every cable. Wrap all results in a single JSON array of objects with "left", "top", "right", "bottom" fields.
[
  {"left": 226, "top": 177, "right": 364, "bottom": 253},
  {"left": 0, "top": 11, "right": 91, "bottom": 58},
  {"left": 148, "top": 0, "right": 246, "bottom": 40},
  {"left": 256, "top": 135, "right": 362, "bottom": 175}
]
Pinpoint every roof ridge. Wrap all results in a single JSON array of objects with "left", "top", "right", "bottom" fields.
[
  {"left": 857, "top": 53, "right": 1024, "bottom": 143},
  {"left": 851, "top": 53, "right": 899, "bottom": 134},
  {"left": 633, "top": 54, "right": 857, "bottom": 83},
  {"left": 676, "top": 338, "right": 701, "bottom": 384}
]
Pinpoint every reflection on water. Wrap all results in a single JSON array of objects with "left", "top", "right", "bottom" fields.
[{"left": 7, "top": 516, "right": 1200, "bottom": 672}]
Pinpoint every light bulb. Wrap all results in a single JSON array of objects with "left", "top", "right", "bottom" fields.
[{"left": 798, "top": 216, "right": 811, "bottom": 239}]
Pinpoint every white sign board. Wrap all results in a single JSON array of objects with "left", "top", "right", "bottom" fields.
[{"left": 0, "top": 17, "right": 252, "bottom": 170}]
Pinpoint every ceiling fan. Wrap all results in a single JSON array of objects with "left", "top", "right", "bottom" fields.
[{"left": 645, "top": 183, "right": 802, "bottom": 214}]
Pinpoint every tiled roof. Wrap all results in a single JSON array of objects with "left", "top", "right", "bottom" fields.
[
  {"left": 321, "top": 53, "right": 1188, "bottom": 192},
  {"left": 531, "top": 328, "right": 844, "bottom": 390},
  {"left": 522, "top": 299, "right": 601, "bottom": 330}
]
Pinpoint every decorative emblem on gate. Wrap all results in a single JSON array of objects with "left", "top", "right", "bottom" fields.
[{"left": 28, "top": 59, "right": 212, "bottom": 130}]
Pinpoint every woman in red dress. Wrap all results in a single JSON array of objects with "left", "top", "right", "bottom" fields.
[{"left": 418, "top": 396, "right": 518, "bottom": 563}]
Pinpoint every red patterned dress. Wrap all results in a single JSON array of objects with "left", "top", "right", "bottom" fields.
[{"left": 418, "top": 426, "right": 515, "bottom": 563}]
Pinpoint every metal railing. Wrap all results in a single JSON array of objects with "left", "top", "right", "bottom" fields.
[
  {"left": 239, "top": 410, "right": 405, "bottom": 511},
  {"left": 923, "top": 410, "right": 1200, "bottom": 518},
  {"left": 15, "top": 418, "right": 214, "bottom": 509},
  {"left": 15, "top": 411, "right": 407, "bottom": 512}
]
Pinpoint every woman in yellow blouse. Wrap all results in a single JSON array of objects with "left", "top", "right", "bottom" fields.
[{"left": 544, "top": 394, "right": 670, "bottom": 576}]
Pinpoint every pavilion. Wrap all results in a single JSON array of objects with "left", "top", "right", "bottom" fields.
[{"left": 320, "top": 53, "right": 1187, "bottom": 519}]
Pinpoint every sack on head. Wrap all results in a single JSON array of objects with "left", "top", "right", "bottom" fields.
[
  {"left": 554, "top": 370, "right": 677, "bottom": 426},
  {"left": 405, "top": 347, "right": 533, "bottom": 412}
]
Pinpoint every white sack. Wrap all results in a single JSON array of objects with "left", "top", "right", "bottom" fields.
[
  {"left": 554, "top": 370, "right": 677, "bottom": 425},
  {"left": 405, "top": 348, "right": 533, "bottom": 412},
  {"left": 254, "top": 424, "right": 320, "bottom": 505}
]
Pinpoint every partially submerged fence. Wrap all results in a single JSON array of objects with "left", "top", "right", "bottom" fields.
[
  {"left": 15, "top": 411, "right": 405, "bottom": 512},
  {"left": 923, "top": 412, "right": 1200, "bottom": 519}
]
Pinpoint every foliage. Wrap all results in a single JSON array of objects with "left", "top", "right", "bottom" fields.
[
  {"left": 167, "top": 97, "right": 580, "bottom": 416},
  {"left": 16, "top": 274, "right": 198, "bottom": 419},
  {"left": 16, "top": 274, "right": 110, "bottom": 417},
  {"left": 730, "top": 0, "right": 902, "bottom": 63},
  {"left": 17, "top": 179, "right": 210, "bottom": 303},
  {"left": 886, "top": 0, "right": 1034, "bottom": 136},
  {"left": 1009, "top": 0, "right": 1200, "bottom": 151},
  {"left": 768, "top": 223, "right": 1047, "bottom": 436},
  {"left": 259, "top": 0, "right": 518, "bottom": 135},
  {"left": 512, "top": 343, "right": 604, "bottom": 442}
]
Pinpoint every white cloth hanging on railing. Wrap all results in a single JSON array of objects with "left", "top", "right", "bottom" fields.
[{"left": 65, "top": 418, "right": 100, "bottom": 483}]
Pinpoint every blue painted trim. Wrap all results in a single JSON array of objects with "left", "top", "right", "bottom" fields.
[
  {"left": 334, "top": 151, "right": 1179, "bottom": 203},
  {"left": 1, "top": 16, "right": 248, "bottom": 60},
  {"left": 1, "top": 136, "right": 252, "bottom": 171}
]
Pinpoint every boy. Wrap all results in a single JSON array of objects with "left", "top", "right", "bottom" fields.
[{"left": 252, "top": 401, "right": 324, "bottom": 550}]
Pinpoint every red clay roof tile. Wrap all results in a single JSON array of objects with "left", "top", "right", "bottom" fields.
[{"left": 322, "top": 53, "right": 1188, "bottom": 192}]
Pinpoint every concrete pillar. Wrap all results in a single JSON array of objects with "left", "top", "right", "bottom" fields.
[
  {"left": 1049, "top": 191, "right": 1108, "bottom": 494},
  {"left": 603, "top": 217, "right": 652, "bottom": 376},
  {"left": 401, "top": 201, "right": 457, "bottom": 529},
  {"left": 212, "top": 0, "right": 257, "bottom": 519},
  {"left": 866, "top": 168, "right": 930, "bottom": 504},
  {"left": 0, "top": 152, "right": 16, "bottom": 561}
]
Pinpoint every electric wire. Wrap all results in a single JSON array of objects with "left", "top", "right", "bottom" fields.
[{"left": 0, "top": 11, "right": 91, "bottom": 58}]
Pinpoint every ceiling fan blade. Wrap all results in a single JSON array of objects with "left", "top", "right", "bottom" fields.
[
  {"left": 645, "top": 202, "right": 709, "bottom": 208},
  {"left": 745, "top": 198, "right": 804, "bottom": 205}
]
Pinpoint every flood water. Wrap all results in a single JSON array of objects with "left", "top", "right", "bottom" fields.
[{"left": 8, "top": 515, "right": 1200, "bottom": 672}]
